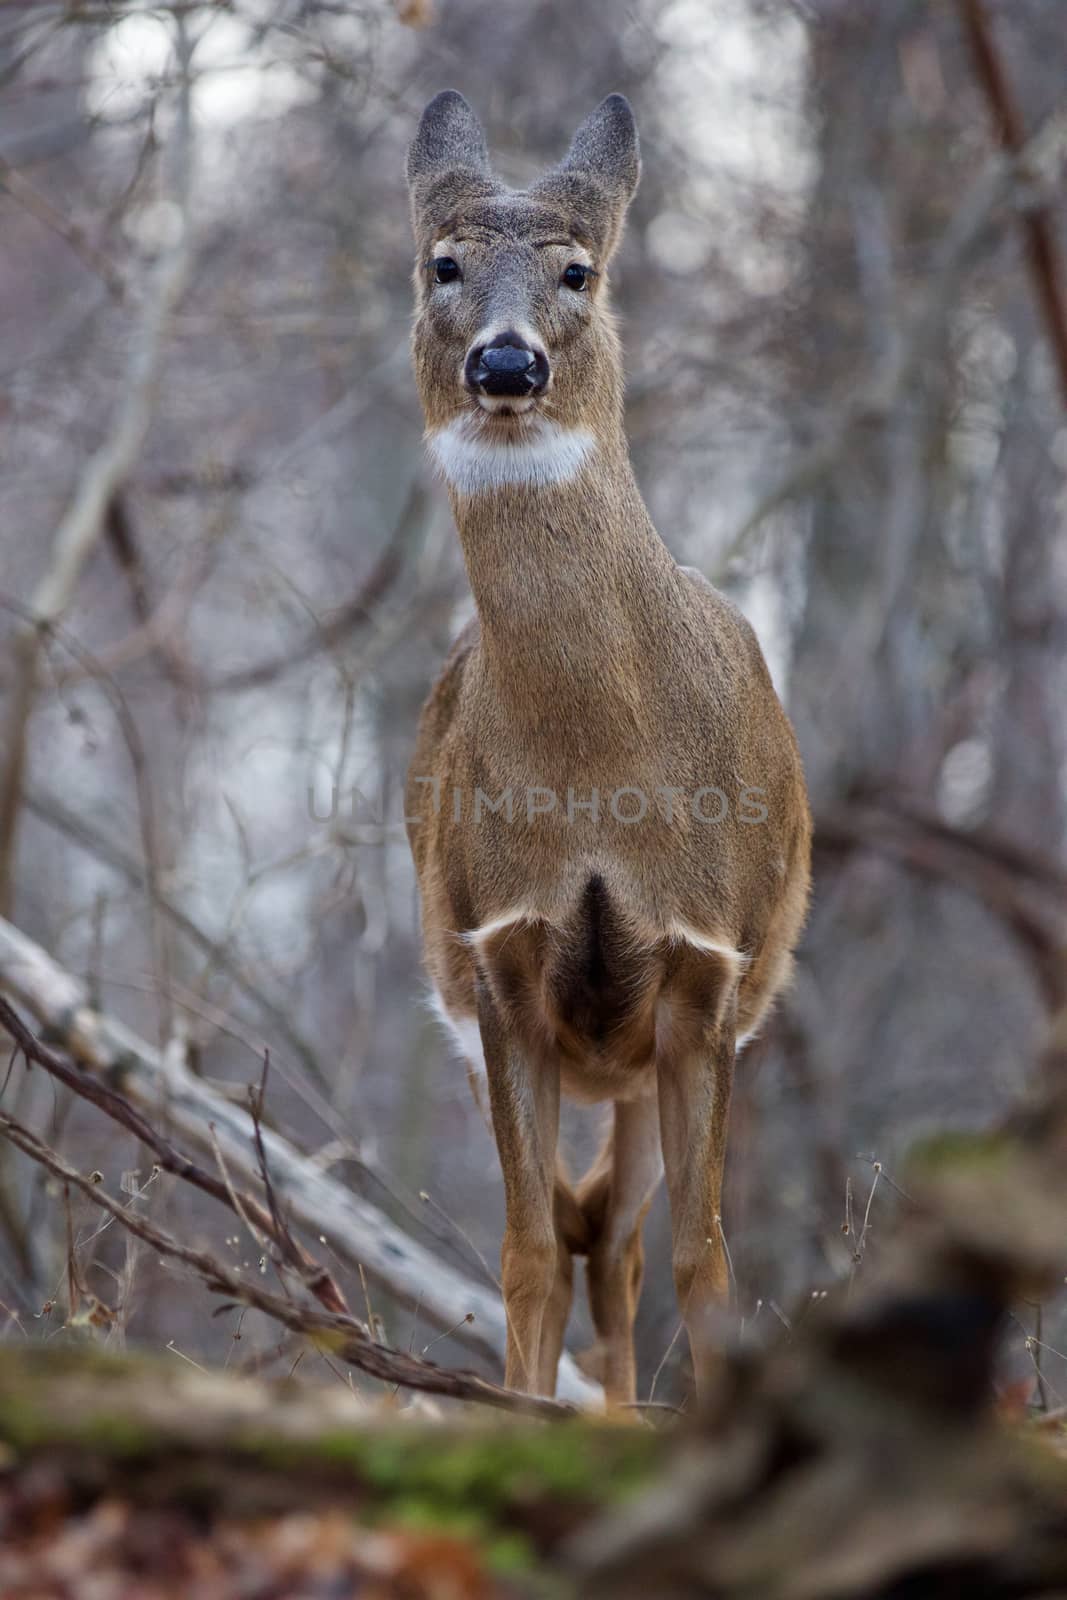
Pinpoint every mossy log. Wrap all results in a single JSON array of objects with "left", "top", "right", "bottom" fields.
[{"left": 0, "top": 1345, "right": 665, "bottom": 1584}]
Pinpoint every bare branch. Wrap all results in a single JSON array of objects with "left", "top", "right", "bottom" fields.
[
  {"left": 206, "top": 477, "right": 433, "bottom": 695},
  {"left": 716, "top": 102, "right": 1067, "bottom": 572},
  {"left": 0, "top": 996, "right": 350, "bottom": 1318},
  {"left": 20, "top": 785, "right": 343, "bottom": 1108},
  {"left": 0, "top": 18, "right": 196, "bottom": 913},
  {"left": 815, "top": 798, "right": 1067, "bottom": 1009},
  {"left": 0, "top": 1105, "right": 571, "bottom": 1419},
  {"left": 0, "top": 153, "right": 126, "bottom": 298},
  {"left": 959, "top": 0, "right": 1067, "bottom": 408},
  {"left": 0, "top": 916, "right": 602, "bottom": 1405}
]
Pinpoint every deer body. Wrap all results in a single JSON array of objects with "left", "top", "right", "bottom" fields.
[{"left": 405, "top": 93, "right": 811, "bottom": 1401}]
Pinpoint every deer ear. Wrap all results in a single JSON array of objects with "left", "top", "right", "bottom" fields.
[
  {"left": 560, "top": 95, "right": 640, "bottom": 199},
  {"left": 407, "top": 91, "right": 493, "bottom": 219},
  {"left": 534, "top": 94, "right": 640, "bottom": 260}
]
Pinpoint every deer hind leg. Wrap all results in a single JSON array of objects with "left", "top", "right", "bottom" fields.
[
  {"left": 477, "top": 998, "right": 561, "bottom": 1395},
  {"left": 656, "top": 976, "right": 737, "bottom": 1400},
  {"left": 577, "top": 1097, "right": 663, "bottom": 1406},
  {"left": 530, "top": 1159, "right": 596, "bottom": 1396}
]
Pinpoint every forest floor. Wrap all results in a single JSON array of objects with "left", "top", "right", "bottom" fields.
[{"left": 7, "top": 1325, "right": 1067, "bottom": 1600}]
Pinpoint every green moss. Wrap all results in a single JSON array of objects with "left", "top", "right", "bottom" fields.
[
  {"left": 318, "top": 1421, "right": 661, "bottom": 1512},
  {"left": 388, "top": 1498, "right": 490, "bottom": 1539},
  {"left": 486, "top": 1530, "right": 536, "bottom": 1573},
  {"left": 0, "top": 1347, "right": 665, "bottom": 1529},
  {"left": 0, "top": 1392, "right": 153, "bottom": 1456},
  {"left": 905, "top": 1129, "right": 1016, "bottom": 1177}
]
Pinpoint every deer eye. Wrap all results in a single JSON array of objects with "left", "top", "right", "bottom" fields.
[
  {"left": 433, "top": 256, "right": 461, "bottom": 285},
  {"left": 561, "top": 262, "right": 590, "bottom": 292}
]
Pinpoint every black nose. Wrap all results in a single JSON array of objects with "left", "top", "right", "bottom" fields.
[{"left": 465, "top": 332, "right": 550, "bottom": 398}]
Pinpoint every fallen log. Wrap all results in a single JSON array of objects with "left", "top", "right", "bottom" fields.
[
  {"left": 0, "top": 916, "right": 600, "bottom": 1406},
  {"left": 0, "top": 1345, "right": 662, "bottom": 1597}
]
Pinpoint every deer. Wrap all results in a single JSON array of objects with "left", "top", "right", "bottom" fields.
[{"left": 404, "top": 90, "right": 811, "bottom": 1404}]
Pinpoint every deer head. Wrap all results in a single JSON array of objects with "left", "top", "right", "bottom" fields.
[{"left": 406, "top": 91, "right": 640, "bottom": 485}]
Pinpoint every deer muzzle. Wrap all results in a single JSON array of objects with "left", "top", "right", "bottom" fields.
[{"left": 465, "top": 331, "right": 550, "bottom": 400}]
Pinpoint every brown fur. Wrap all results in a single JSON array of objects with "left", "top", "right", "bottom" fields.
[{"left": 405, "top": 92, "right": 811, "bottom": 1402}]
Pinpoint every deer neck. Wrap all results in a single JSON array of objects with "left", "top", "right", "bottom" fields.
[{"left": 434, "top": 419, "right": 680, "bottom": 743}]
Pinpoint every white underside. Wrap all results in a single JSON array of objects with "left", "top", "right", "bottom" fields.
[
  {"left": 428, "top": 984, "right": 487, "bottom": 1081},
  {"left": 666, "top": 918, "right": 749, "bottom": 976},
  {"left": 427, "top": 415, "right": 596, "bottom": 495}
]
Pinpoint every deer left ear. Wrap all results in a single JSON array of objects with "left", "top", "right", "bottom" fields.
[
  {"left": 534, "top": 94, "right": 640, "bottom": 261},
  {"left": 407, "top": 90, "right": 497, "bottom": 227}
]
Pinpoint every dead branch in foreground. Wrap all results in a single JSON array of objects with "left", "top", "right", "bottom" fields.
[
  {"left": 0, "top": 1102, "right": 571, "bottom": 1420},
  {"left": 0, "top": 995, "right": 349, "bottom": 1319},
  {"left": 0, "top": 916, "right": 601, "bottom": 1406}
]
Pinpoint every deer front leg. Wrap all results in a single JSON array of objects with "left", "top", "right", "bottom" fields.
[
  {"left": 656, "top": 1014, "right": 735, "bottom": 1399},
  {"left": 478, "top": 999, "right": 561, "bottom": 1395}
]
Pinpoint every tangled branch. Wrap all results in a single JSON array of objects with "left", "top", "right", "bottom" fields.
[{"left": 0, "top": 1100, "right": 570, "bottom": 1419}]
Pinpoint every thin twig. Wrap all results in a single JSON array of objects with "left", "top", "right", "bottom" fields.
[
  {"left": 0, "top": 153, "right": 126, "bottom": 298},
  {"left": 715, "top": 101, "right": 1067, "bottom": 573},
  {"left": 958, "top": 0, "right": 1067, "bottom": 408},
  {"left": 0, "top": 14, "right": 197, "bottom": 914},
  {"left": 0, "top": 996, "right": 349, "bottom": 1319},
  {"left": 0, "top": 920, "right": 600, "bottom": 1403},
  {"left": 0, "top": 1105, "right": 572, "bottom": 1419}
]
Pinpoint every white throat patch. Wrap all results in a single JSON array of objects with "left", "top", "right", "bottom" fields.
[{"left": 427, "top": 415, "right": 596, "bottom": 495}]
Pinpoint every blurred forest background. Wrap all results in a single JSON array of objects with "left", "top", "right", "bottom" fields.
[{"left": 1, "top": 0, "right": 1065, "bottom": 1406}]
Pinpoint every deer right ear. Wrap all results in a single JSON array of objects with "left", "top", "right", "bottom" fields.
[{"left": 407, "top": 91, "right": 493, "bottom": 218}]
